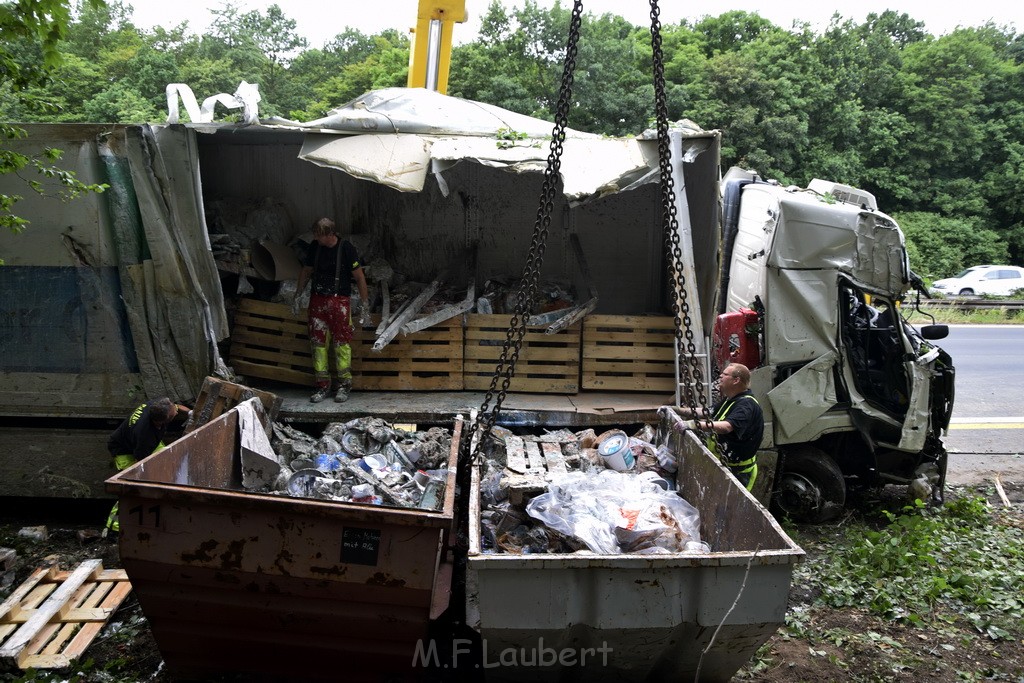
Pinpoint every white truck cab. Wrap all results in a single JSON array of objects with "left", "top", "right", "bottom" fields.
[{"left": 717, "top": 168, "right": 955, "bottom": 521}]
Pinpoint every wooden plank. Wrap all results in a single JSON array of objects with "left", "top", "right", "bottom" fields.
[
  {"left": 0, "top": 568, "right": 49, "bottom": 622},
  {"left": 582, "top": 345, "right": 676, "bottom": 361},
  {"left": 12, "top": 570, "right": 133, "bottom": 670},
  {"left": 524, "top": 441, "right": 545, "bottom": 473},
  {"left": 231, "top": 360, "right": 312, "bottom": 386},
  {"left": 187, "top": 377, "right": 281, "bottom": 435},
  {"left": 60, "top": 581, "right": 133, "bottom": 660},
  {"left": 463, "top": 313, "right": 581, "bottom": 394},
  {"left": 582, "top": 374, "right": 676, "bottom": 392},
  {"left": 0, "top": 561, "right": 101, "bottom": 660},
  {"left": 505, "top": 436, "right": 527, "bottom": 474},
  {"left": 36, "top": 580, "right": 102, "bottom": 657},
  {"left": 585, "top": 329, "right": 676, "bottom": 344},
  {"left": 541, "top": 442, "right": 567, "bottom": 475}
]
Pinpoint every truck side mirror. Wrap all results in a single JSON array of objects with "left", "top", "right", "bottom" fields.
[{"left": 920, "top": 324, "right": 949, "bottom": 340}]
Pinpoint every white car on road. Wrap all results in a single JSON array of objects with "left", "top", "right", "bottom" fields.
[{"left": 929, "top": 265, "right": 1024, "bottom": 297}]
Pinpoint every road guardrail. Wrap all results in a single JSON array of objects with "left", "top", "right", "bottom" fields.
[{"left": 917, "top": 299, "right": 1024, "bottom": 311}]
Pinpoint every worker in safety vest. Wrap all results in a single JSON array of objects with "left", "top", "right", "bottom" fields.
[
  {"left": 104, "top": 397, "right": 189, "bottom": 534},
  {"left": 662, "top": 362, "right": 764, "bottom": 491}
]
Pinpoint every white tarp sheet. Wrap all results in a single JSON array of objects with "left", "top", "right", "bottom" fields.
[
  {"left": 271, "top": 87, "right": 704, "bottom": 202},
  {"left": 298, "top": 131, "right": 653, "bottom": 201}
]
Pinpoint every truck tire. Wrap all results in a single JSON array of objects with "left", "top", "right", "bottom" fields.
[{"left": 770, "top": 446, "right": 846, "bottom": 523}]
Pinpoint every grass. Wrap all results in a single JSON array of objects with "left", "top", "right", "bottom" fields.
[
  {"left": 904, "top": 305, "right": 1024, "bottom": 325},
  {"left": 793, "top": 496, "right": 1023, "bottom": 637},
  {"left": 737, "top": 489, "right": 1024, "bottom": 681}
]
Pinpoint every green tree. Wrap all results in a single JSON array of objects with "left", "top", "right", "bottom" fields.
[
  {"left": 450, "top": 1, "right": 570, "bottom": 120},
  {"left": 290, "top": 30, "right": 409, "bottom": 120},
  {"left": 238, "top": 3, "right": 307, "bottom": 115},
  {"left": 686, "top": 18, "right": 813, "bottom": 180},
  {"left": 898, "top": 211, "right": 1009, "bottom": 279},
  {"left": 0, "top": 0, "right": 108, "bottom": 258}
]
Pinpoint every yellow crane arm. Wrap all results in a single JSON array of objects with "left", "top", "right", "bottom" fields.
[{"left": 407, "top": 0, "right": 466, "bottom": 94}]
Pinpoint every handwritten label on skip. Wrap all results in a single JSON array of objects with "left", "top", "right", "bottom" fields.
[{"left": 341, "top": 526, "right": 381, "bottom": 566}]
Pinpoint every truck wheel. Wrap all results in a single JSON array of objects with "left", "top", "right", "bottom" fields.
[{"left": 771, "top": 446, "right": 846, "bottom": 523}]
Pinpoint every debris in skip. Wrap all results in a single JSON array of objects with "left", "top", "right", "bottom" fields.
[
  {"left": 477, "top": 422, "right": 708, "bottom": 555},
  {"left": 246, "top": 408, "right": 453, "bottom": 510}
]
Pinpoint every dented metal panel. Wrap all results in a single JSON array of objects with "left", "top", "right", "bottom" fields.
[
  {"left": 466, "top": 431, "right": 803, "bottom": 682},
  {"left": 106, "top": 407, "right": 460, "bottom": 682},
  {"left": 768, "top": 351, "right": 840, "bottom": 441}
]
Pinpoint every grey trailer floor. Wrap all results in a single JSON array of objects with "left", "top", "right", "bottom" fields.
[{"left": 274, "top": 388, "right": 673, "bottom": 428}]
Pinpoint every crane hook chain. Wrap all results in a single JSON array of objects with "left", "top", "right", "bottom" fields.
[
  {"left": 648, "top": 0, "right": 716, "bottom": 442},
  {"left": 462, "top": 0, "right": 585, "bottom": 468}
]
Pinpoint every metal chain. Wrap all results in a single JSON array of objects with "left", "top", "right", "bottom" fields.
[
  {"left": 648, "top": 0, "right": 715, "bottom": 436},
  {"left": 463, "top": 0, "right": 585, "bottom": 467}
]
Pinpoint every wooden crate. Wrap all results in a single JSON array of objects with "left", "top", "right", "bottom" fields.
[
  {"left": 228, "top": 298, "right": 312, "bottom": 386},
  {"left": 0, "top": 560, "right": 132, "bottom": 670},
  {"left": 582, "top": 315, "right": 677, "bottom": 392},
  {"left": 354, "top": 315, "right": 463, "bottom": 391},
  {"left": 228, "top": 298, "right": 463, "bottom": 390},
  {"left": 185, "top": 376, "right": 282, "bottom": 434},
  {"left": 464, "top": 314, "right": 581, "bottom": 394}
]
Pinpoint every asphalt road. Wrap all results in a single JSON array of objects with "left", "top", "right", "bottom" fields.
[{"left": 932, "top": 324, "right": 1023, "bottom": 484}]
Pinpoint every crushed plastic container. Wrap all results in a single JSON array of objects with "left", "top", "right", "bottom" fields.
[
  {"left": 466, "top": 429, "right": 804, "bottom": 682},
  {"left": 106, "top": 406, "right": 461, "bottom": 682}
]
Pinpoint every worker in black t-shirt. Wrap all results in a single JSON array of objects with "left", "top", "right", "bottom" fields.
[
  {"left": 105, "top": 397, "right": 189, "bottom": 534},
  {"left": 661, "top": 363, "right": 764, "bottom": 491},
  {"left": 293, "top": 217, "right": 370, "bottom": 404}
]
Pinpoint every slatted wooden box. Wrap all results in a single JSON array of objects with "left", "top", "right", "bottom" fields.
[
  {"left": 582, "top": 315, "right": 677, "bottom": 392},
  {"left": 463, "top": 314, "right": 581, "bottom": 394},
  {"left": 228, "top": 298, "right": 463, "bottom": 390}
]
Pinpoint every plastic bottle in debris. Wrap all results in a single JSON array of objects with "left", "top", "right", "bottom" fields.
[{"left": 351, "top": 483, "right": 382, "bottom": 505}]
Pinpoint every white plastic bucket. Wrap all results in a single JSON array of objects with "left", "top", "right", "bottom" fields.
[{"left": 597, "top": 431, "right": 635, "bottom": 471}]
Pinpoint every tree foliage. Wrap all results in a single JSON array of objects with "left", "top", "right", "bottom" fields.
[
  {"left": 0, "top": 0, "right": 108, "bottom": 257},
  {"left": 3, "top": 0, "right": 1024, "bottom": 270}
]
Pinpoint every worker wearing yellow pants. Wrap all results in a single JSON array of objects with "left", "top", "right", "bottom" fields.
[
  {"left": 293, "top": 217, "right": 370, "bottom": 404},
  {"left": 104, "top": 451, "right": 161, "bottom": 533}
]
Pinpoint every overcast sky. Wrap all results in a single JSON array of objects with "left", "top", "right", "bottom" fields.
[{"left": 129, "top": 0, "right": 1020, "bottom": 49}]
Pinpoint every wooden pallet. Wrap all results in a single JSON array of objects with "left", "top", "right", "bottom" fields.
[
  {"left": 581, "top": 315, "right": 677, "bottom": 392},
  {"left": 229, "top": 298, "right": 464, "bottom": 390},
  {"left": 229, "top": 298, "right": 312, "bottom": 385},
  {"left": 464, "top": 314, "right": 581, "bottom": 394},
  {"left": 0, "top": 560, "right": 132, "bottom": 670},
  {"left": 503, "top": 432, "right": 578, "bottom": 505},
  {"left": 355, "top": 315, "right": 463, "bottom": 390},
  {"left": 185, "top": 376, "right": 281, "bottom": 434}
]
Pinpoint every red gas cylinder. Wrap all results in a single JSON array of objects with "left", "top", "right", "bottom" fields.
[{"left": 712, "top": 307, "right": 761, "bottom": 370}]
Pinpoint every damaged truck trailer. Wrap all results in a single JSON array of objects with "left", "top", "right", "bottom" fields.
[
  {"left": 0, "top": 88, "right": 955, "bottom": 679},
  {"left": 0, "top": 89, "right": 954, "bottom": 524},
  {"left": 0, "top": 89, "right": 954, "bottom": 518}
]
